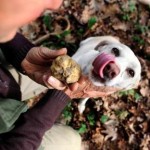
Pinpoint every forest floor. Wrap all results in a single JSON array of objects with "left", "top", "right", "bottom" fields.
[{"left": 21, "top": 0, "right": 150, "bottom": 149}]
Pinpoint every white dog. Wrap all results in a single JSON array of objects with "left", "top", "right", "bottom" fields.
[{"left": 72, "top": 36, "right": 141, "bottom": 113}]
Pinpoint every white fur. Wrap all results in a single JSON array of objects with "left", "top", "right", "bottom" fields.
[{"left": 72, "top": 36, "right": 141, "bottom": 114}]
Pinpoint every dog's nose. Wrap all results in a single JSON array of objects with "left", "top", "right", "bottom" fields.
[{"left": 104, "top": 62, "right": 120, "bottom": 79}]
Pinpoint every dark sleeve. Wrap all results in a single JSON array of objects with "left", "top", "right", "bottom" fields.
[
  {"left": 0, "top": 90, "right": 70, "bottom": 150},
  {"left": 0, "top": 33, "right": 34, "bottom": 72}
]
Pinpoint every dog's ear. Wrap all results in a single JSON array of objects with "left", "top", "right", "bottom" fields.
[{"left": 94, "top": 40, "right": 110, "bottom": 51}]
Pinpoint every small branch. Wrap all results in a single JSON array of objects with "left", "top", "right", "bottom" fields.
[
  {"left": 33, "top": 33, "right": 53, "bottom": 45},
  {"left": 33, "top": 16, "right": 71, "bottom": 45}
]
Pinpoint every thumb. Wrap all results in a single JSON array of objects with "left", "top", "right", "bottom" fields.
[
  {"left": 43, "top": 75, "right": 66, "bottom": 90},
  {"left": 40, "top": 47, "right": 67, "bottom": 59}
]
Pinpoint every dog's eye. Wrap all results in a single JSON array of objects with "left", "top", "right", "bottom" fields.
[
  {"left": 111, "top": 48, "right": 120, "bottom": 56},
  {"left": 127, "top": 68, "right": 135, "bottom": 77}
]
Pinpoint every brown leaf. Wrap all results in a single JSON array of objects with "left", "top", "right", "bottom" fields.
[
  {"left": 112, "top": 22, "right": 128, "bottom": 31},
  {"left": 140, "top": 87, "right": 150, "bottom": 97},
  {"left": 145, "top": 46, "right": 150, "bottom": 55}
]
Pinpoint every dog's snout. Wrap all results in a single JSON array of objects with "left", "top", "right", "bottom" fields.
[{"left": 104, "top": 62, "right": 120, "bottom": 79}]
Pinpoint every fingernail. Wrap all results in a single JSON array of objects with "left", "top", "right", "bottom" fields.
[
  {"left": 48, "top": 76, "right": 66, "bottom": 89},
  {"left": 47, "top": 76, "right": 57, "bottom": 83}
]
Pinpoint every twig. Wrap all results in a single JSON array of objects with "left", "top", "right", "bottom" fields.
[
  {"left": 33, "top": 16, "right": 71, "bottom": 45},
  {"left": 33, "top": 33, "right": 54, "bottom": 45}
]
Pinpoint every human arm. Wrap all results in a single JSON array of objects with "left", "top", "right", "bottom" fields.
[
  {"left": 0, "top": 33, "right": 87, "bottom": 92},
  {"left": 0, "top": 90, "right": 70, "bottom": 150},
  {"left": 0, "top": 33, "right": 67, "bottom": 90}
]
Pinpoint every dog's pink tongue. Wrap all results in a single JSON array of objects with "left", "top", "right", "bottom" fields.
[{"left": 92, "top": 53, "right": 115, "bottom": 78}]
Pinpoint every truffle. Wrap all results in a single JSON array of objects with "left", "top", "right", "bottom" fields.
[{"left": 50, "top": 55, "right": 81, "bottom": 84}]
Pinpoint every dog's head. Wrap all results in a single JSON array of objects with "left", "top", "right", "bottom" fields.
[{"left": 73, "top": 36, "right": 141, "bottom": 90}]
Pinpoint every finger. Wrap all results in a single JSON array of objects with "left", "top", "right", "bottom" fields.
[
  {"left": 43, "top": 75, "right": 66, "bottom": 90},
  {"left": 84, "top": 89, "right": 117, "bottom": 98},
  {"left": 78, "top": 75, "right": 89, "bottom": 84},
  {"left": 69, "top": 82, "right": 79, "bottom": 91},
  {"left": 40, "top": 47, "right": 67, "bottom": 60}
]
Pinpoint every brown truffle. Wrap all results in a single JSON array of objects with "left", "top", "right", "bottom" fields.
[{"left": 50, "top": 55, "right": 81, "bottom": 84}]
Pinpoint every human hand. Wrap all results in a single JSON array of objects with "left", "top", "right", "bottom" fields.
[
  {"left": 21, "top": 47, "right": 68, "bottom": 90},
  {"left": 25, "top": 75, "right": 88, "bottom": 108},
  {"left": 64, "top": 76, "right": 120, "bottom": 99},
  {"left": 0, "top": 0, "right": 63, "bottom": 42}
]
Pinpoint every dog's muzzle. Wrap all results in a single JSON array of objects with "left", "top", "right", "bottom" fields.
[{"left": 92, "top": 53, "right": 120, "bottom": 79}]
